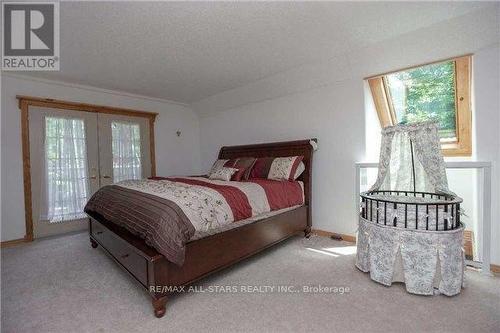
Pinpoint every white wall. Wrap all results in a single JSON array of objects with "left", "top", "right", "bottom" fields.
[
  {"left": 199, "top": 80, "right": 366, "bottom": 236},
  {"left": 1, "top": 74, "right": 201, "bottom": 242},
  {"left": 473, "top": 45, "right": 500, "bottom": 266},
  {"left": 194, "top": 8, "right": 500, "bottom": 264},
  {"left": 1, "top": 5, "right": 498, "bottom": 266}
]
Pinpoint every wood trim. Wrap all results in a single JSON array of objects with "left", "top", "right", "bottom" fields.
[
  {"left": 1, "top": 237, "right": 28, "bottom": 248},
  {"left": 16, "top": 95, "right": 158, "bottom": 120},
  {"left": 367, "top": 55, "right": 472, "bottom": 157},
  {"left": 18, "top": 96, "right": 158, "bottom": 240},
  {"left": 149, "top": 117, "right": 156, "bottom": 177},
  {"left": 20, "top": 99, "right": 34, "bottom": 242},
  {"left": 368, "top": 77, "right": 393, "bottom": 127},
  {"left": 444, "top": 55, "right": 472, "bottom": 156},
  {"left": 490, "top": 264, "right": 500, "bottom": 274},
  {"left": 312, "top": 229, "right": 356, "bottom": 243},
  {"left": 364, "top": 53, "right": 473, "bottom": 80},
  {"left": 382, "top": 77, "right": 398, "bottom": 125}
]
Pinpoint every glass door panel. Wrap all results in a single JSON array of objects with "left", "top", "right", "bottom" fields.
[
  {"left": 97, "top": 114, "right": 151, "bottom": 185},
  {"left": 29, "top": 107, "right": 99, "bottom": 238},
  {"left": 111, "top": 121, "right": 142, "bottom": 182}
]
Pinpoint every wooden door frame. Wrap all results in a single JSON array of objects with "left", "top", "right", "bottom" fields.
[{"left": 16, "top": 95, "right": 158, "bottom": 242}]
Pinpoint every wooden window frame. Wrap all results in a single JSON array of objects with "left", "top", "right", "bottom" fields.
[
  {"left": 16, "top": 95, "right": 158, "bottom": 242},
  {"left": 367, "top": 55, "right": 472, "bottom": 157}
]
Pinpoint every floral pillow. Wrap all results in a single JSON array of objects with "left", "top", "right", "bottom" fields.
[
  {"left": 268, "top": 156, "right": 304, "bottom": 181},
  {"left": 209, "top": 167, "right": 238, "bottom": 181},
  {"left": 209, "top": 159, "right": 229, "bottom": 175}
]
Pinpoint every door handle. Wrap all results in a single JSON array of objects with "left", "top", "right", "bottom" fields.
[
  {"left": 101, "top": 175, "right": 111, "bottom": 179},
  {"left": 89, "top": 167, "right": 98, "bottom": 180}
]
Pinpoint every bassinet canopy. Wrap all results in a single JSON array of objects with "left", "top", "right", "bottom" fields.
[
  {"left": 370, "top": 121, "right": 452, "bottom": 196},
  {"left": 356, "top": 121, "right": 465, "bottom": 296}
]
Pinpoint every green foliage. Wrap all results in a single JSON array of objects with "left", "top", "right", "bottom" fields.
[{"left": 387, "top": 61, "right": 456, "bottom": 138}]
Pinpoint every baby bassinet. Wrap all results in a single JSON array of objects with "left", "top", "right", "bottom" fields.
[{"left": 356, "top": 122, "right": 465, "bottom": 296}]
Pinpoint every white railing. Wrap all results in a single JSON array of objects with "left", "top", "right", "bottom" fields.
[{"left": 355, "top": 161, "right": 493, "bottom": 276}]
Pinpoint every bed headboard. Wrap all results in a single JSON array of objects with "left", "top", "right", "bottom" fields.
[{"left": 218, "top": 139, "right": 317, "bottom": 229}]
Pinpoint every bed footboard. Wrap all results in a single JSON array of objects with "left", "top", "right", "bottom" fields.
[{"left": 89, "top": 205, "right": 307, "bottom": 317}]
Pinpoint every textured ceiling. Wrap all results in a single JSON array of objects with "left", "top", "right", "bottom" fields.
[{"left": 17, "top": 2, "right": 492, "bottom": 103}]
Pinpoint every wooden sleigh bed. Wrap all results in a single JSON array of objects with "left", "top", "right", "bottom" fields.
[{"left": 87, "top": 139, "right": 315, "bottom": 318}]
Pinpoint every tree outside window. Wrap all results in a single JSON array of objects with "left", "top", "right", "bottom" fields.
[{"left": 368, "top": 55, "right": 472, "bottom": 156}]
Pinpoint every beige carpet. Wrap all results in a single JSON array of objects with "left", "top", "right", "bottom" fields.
[{"left": 1, "top": 232, "right": 499, "bottom": 333}]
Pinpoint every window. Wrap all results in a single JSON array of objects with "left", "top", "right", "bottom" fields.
[
  {"left": 111, "top": 121, "right": 142, "bottom": 182},
  {"left": 44, "top": 117, "right": 89, "bottom": 222},
  {"left": 368, "top": 55, "right": 472, "bottom": 156}
]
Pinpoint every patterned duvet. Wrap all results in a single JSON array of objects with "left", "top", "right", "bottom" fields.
[{"left": 84, "top": 177, "right": 304, "bottom": 265}]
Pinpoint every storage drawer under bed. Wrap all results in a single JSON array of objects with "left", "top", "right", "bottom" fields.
[{"left": 90, "top": 221, "right": 149, "bottom": 287}]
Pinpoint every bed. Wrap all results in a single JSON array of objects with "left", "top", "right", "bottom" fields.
[{"left": 85, "top": 139, "right": 315, "bottom": 317}]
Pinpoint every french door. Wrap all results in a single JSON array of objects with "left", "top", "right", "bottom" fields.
[
  {"left": 97, "top": 114, "right": 151, "bottom": 187},
  {"left": 29, "top": 107, "right": 151, "bottom": 238}
]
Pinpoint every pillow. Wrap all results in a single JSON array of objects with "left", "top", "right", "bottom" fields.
[
  {"left": 209, "top": 159, "right": 229, "bottom": 175},
  {"left": 209, "top": 167, "right": 238, "bottom": 181},
  {"left": 231, "top": 167, "right": 247, "bottom": 182},
  {"left": 268, "top": 156, "right": 304, "bottom": 181},
  {"left": 209, "top": 157, "right": 256, "bottom": 181},
  {"left": 249, "top": 157, "right": 274, "bottom": 179},
  {"left": 293, "top": 161, "right": 305, "bottom": 180},
  {"left": 249, "top": 156, "right": 304, "bottom": 181},
  {"left": 224, "top": 157, "right": 256, "bottom": 180}
]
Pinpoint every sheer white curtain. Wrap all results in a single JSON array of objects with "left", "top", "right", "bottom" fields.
[
  {"left": 112, "top": 121, "right": 142, "bottom": 182},
  {"left": 41, "top": 117, "right": 89, "bottom": 222}
]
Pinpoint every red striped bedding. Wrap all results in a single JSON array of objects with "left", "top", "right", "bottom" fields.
[
  {"left": 151, "top": 176, "right": 304, "bottom": 229},
  {"left": 85, "top": 176, "right": 304, "bottom": 264}
]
